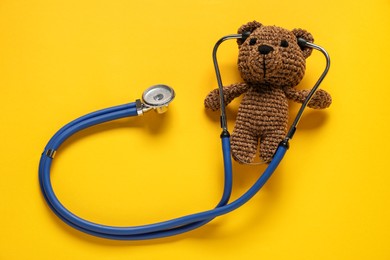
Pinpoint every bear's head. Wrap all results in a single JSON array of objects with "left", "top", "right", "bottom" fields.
[{"left": 237, "top": 21, "right": 314, "bottom": 88}]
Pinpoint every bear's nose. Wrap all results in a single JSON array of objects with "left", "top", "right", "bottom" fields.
[{"left": 258, "top": 45, "right": 274, "bottom": 55}]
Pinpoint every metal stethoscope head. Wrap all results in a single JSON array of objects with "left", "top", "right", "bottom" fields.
[{"left": 136, "top": 84, "right": 175, "bottom": 115}]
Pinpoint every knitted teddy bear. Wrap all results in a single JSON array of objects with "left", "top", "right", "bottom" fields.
[{"left": 204, "top": 21, "right": 332, "bottom": 163}]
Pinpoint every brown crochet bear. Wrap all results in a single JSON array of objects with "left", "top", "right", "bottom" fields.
[{"left": 205, "top": 21, "right": 332, "bottom": 164}]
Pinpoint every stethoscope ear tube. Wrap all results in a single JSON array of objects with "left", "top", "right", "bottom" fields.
[
  {"left": 285, "top": 39, "right": 331, "bottom": 141},
  {"left": 212, "top": 34, "right": 245, "bottom": 134}
]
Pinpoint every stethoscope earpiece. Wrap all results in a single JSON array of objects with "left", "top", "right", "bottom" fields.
[
  {"left": 297, "top": 37, "right": 309, "bottom": 49},
  {"left": 241, "top": 31, "right": 251, "bottom": 41}
]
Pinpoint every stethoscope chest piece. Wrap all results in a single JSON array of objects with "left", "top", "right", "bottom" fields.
[{"left": 141, "top": 84, "right": 175, "bottom": 114}]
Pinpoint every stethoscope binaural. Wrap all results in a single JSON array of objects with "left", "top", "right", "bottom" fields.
[{"left": 39, "top": 33, "right": 330, "bottom": 240}]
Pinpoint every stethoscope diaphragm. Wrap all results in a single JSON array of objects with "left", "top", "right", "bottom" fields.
[{"left": 142, "top": 84, "right": 175, "bottom": 113}]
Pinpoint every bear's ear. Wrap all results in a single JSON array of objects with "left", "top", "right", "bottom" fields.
[
  {"left": 237, "top": 21, "right": 262, "bottom": 46},
  {"left": 292, "top": 28, "right": 314, "bottom": 58}
]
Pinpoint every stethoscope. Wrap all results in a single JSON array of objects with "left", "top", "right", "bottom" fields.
[{"left": 39, "top": 33, "right": 330, "bottom": 240}]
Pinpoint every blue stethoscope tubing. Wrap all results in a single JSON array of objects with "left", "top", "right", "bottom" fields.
[
  {"left": 39, "top": 33, "right": 329, "bottom": 240},
  {"left": 38, "top": 101, "right": 287, "bottom": 240}
]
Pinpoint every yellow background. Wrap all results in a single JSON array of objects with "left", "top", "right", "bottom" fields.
[{"left": 1, "top": 0, "right": 389, "bottom": 259}]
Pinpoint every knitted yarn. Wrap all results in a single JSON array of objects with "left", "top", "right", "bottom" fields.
[{"left": 205, "top": 21, "right": 332, "bottom": 163}]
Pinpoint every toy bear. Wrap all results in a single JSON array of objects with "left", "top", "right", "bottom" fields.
[{"left": 204, "top": 21, "right": 332, "bottom": 163}]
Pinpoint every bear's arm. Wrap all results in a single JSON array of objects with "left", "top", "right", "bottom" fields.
[
  {"left": 284, "top": 87, "right": 332, "bottom": 109},
  {"left": 204, "top": 83, "right": 249, "bottom": 111}
]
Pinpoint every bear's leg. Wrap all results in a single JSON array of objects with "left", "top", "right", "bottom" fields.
[
  {"left": 231, "top": 127, "right": 258, "bottom": 164},
  {"left": 259, "top": 132, "right": 285, "bottom": 163}
]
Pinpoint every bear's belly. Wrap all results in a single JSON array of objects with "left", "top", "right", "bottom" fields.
[{"left": 236, "top": 87, "right": 289, "bottom": 134}]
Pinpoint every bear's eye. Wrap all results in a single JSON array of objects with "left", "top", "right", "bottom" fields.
[
  {"left": 249, "top": 38, "right": 257, "bottom": 46},
  {"left": 280, "top": 40, "right": 289, "bottom": 48}
]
